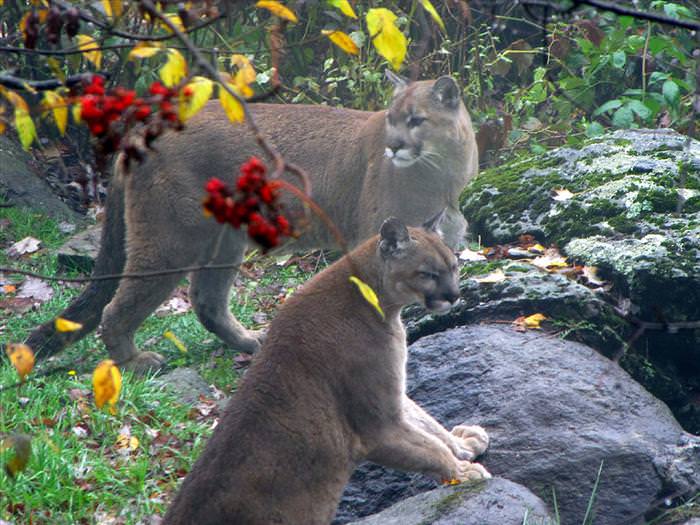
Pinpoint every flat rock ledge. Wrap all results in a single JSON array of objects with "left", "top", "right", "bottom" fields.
[{"left": 346, "top": 478, "right": 552, "bottom": 525}]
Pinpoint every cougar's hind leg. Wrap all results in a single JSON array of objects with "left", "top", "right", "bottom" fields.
[
  {"left": 25, "top": 174, "right": 128, "bottom": 358},
  {"left": 100, "top": 270, "right": 184, "bottom": 374},
  {"left": 189, "top": 237, "right": 261, "bottom": 354}
]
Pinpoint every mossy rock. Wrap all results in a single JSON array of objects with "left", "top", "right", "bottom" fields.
[{"left": 460, "top": 128, "right": 700, "bottom": 434}]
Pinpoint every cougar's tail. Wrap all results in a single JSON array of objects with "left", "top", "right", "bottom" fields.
[{"left": 25, "top": 168, "right": 127, "bottom": 358}]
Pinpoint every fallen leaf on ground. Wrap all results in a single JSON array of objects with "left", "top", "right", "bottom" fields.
[
  {"left": 531, "top": 250, "right": 569, "bottom": 271},
  {"left": 2, "top": 433, "right": 32, "bottom": 477},
  {"left": 163, "top": 330, "right": 187, "bottom": 353},
  {"left": 514, "top": 313, "right": 547, "bottom": 331},
  {"left": 459, "top": 247, "right": 487, "bottom": 261},
  {"left": 155, "top": 296, "right": 191, "bottom": 316},
  {"left": 473, "top": 268, "right": 507, "bottom": 284},
  {"left": 6, "top": 236, "right": 41, "bottom": 257},
  {"left": 17, "top": 277, "right": 54, "bottom": 302},
  {"left": 0, "top": 297, "right": 34, "bottom": 314}
]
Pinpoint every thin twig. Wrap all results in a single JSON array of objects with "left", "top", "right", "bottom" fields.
[{"left": 51, "top": 0, "right": 224, "bottom": 42}]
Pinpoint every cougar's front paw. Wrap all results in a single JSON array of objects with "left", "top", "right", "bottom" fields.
[
  {"left": 121, "top": 351, "right": 166, "bottom": 375},
  {"left": 455, "top": 460, "right": 491, "bottom": 483},
  {"left": 450, "top": 425, "right": 489, "bottom": 460}
]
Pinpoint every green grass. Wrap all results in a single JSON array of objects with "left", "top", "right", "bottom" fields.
[{"left": 0, "top": 205, "right": 318, "bottom": 523}]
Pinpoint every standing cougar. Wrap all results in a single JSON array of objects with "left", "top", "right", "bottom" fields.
[
  {"left": 163, "top": 216, "right": 490, "bottom": 525},
  {"left": 26, "top": 72, "right": 478, "bottom": 372}
]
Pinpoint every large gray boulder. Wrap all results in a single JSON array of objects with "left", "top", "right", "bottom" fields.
[
  {"left": 460, "top": 128, "right": 700, "bottom": 434},
  {"left": 336, "top": 324, "right": 699, "bottom": 525},
  {"left": 347, "top": 478, "right": 553, "bottom": 525},
  {"left": 0, "top": 134, "right": 78, "bottom": 219}
]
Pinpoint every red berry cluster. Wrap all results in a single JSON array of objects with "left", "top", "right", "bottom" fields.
[
  {"left": 79, "top": 75, "right": 183, "bottom": 169},
  {"left": 203, "top": 157, "right": 292, "bottom": 251},
  {"left": 23, "top": 6, "right": 80, "bottom": 49}
]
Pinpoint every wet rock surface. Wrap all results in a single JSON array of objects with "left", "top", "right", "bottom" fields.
[{"left": 336, "top": 324, "right": 700, "bottom": 525}]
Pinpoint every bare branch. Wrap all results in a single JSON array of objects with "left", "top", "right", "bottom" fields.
[
  {"left": 520, "top": 0, "right": 700, "bottom": 31},
  {"left": 0, "top": 72, "right": 105, "bottom": 91}
]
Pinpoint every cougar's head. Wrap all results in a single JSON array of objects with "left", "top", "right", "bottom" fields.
[
  {"left": 383, "top": 71, "right": 465, "bottom": 169},
  {"left": 378, "top": 211, "right": 460, "bottom": 314}
]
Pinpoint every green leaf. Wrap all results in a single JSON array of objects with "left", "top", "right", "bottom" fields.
[
  {"left": 612, "top": 50, "right": 626, "bottom": 69},
  {"left": 662, "top": 79, "right": 680, "bottom": 106},
  {"left": 627, "top": 99, "right": 652, "bottom": 121},
  {"left": 612, "top": 106, "right": 634, "bottom": 128},
  {"left": 592, "top": 99, "right": 622, "bottom": 117},
  {"left": 585, "top": 121, "right": 605, "bottom": 138},
  {"left": 648, "top": 71, "right": 670, "bottom": 86}
]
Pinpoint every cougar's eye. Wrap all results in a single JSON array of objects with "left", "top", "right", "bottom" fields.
[
  {"left": 407, "top": 115, "right": 426, "bottom": 128},
  {"left": 418, "top": 271, "right": 438, "bottom": 281}
]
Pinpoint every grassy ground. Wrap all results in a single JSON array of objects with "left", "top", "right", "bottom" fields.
[{"left": 0, "top": 206, "right": 319, "bottom": 524}]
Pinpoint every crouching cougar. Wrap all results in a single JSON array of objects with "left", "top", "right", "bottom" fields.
[
  {"left": 26, "top": 72, "right": 478, "bottom": 372},
  {"left": 163, "top": 216, "right": 490, "bottom": 525}
]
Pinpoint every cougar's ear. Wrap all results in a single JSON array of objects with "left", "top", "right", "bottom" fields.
[
  {"left": 385, "top": 69, "right": 409, "bottom": 92},
  {"left": 432, "top": 76, "right": 460, "bottom": 109},
  {"left": 379, "top": 217, "right": 411, "bottom": 259},
  {"left": 422, "top": 209, "right": 446, "bottom": 237}
]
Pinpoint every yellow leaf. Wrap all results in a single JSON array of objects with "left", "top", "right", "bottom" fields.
[
  {"left": 46, "top": 57, "right": 66, "bottom": 82},
  {"left": 322, "top": 29, "right": 359, "bottom": 55},
  {"left": 6, "top": 343, "right": 35, "bottom": 381},
  {"left": 72, "top": 101, "right": 82, "bottom": 124},
  {"left": 159, "top": 13, "right": 186, "bottom": 34},
  {"left": 77, "top": 35, "right": 102, "bottom": 69},
  {"left": 102, "top": 0, "right": 123, "bottom": 19},
  {"left": 92, "top": 359, "right": 122, "bottom": 411},
  {"left": 2, "top": 434, "right": 32, "bottom": 477},
  {"left": 14, "top": 107, "right": 37, "bottom": 150},
  {"left": 419, "top": 0, "right": 446, "bottom": 32},
  {"left": 366, "top": 8, "right": 407, "bottom": 71},
  {"left": 327, "top": 0, "right": 357, "bottom": 19},
  {"left": 0, "top": 87, "right": 29, "bottom": 111},
  {"left": 54, "top": 317, "right": 83, "bottom": 333},
  {"left": 178, "top": 76, "right": 213, "bottom": 122},
  {"left": 349, "top": 276, "right": 385, "bottom": 320},
  {"left": 163, "top": 330, "right": 188, "bottom": 353},
  {"left": 532, "top": 254, "right": 569, "bottom": 271},
  {"left": 42, "top": 90, "right": 68, "bottom": 136},
  {"left": 255, "top": 0, "right": 298, "bottom": 23},
  {"left": 473, "top": 268, "right": 507, "bottom": 284},
  {"left": 231, "top": 55, "right": 256, "bottom": 98},
  {"left": 115, "top": 433, "right": 139, "bottom": 451},
  {"left": 159, "top": 49, "right": 187, "bottom": 87},
  {"left": 219, "top": 83, "right": 245, "bottom": 123},
  {"left": 522, "top": 313, "right": 547, "bottom": 329},
  {"left": 128, "top": 42, "right": 163, "bottom": 60}
]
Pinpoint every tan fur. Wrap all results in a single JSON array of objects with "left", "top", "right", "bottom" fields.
[
  {"left": 163, "top": 218, "right": 490, "bottom": 525},
  {"left": 26, "top": 75, "right": 478, "bottom": 372}
]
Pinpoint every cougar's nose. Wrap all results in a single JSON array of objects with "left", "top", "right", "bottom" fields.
[
  {"left": 444, "top": 289, "right": 460, "bottom": 304},
  {"left": 387, "top": 138, "right": 406, "bottom": 153}
]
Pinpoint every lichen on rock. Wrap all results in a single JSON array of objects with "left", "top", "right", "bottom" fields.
[{"left": 460, "top": 128, "right": 700, "bottom": 434}]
